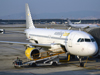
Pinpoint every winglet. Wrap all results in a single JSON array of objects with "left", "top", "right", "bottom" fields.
[{"left": 25, "top": 3, "right": 35, "bottom": 29}]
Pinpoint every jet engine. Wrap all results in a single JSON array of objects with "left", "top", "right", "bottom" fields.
[{"left": 25, "top": 47, "right": 40, "bottom": 60}]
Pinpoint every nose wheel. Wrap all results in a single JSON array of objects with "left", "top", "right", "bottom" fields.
[{"left": 79, "top": 57, "right": 84, "bottom": 67}]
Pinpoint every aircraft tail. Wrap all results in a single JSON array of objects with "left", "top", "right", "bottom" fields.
[
  {"left": 79, "top": 20, "right": 81, "bottom": 23},
  {"left": 67, "top": 18, "right": 73, "bottom": 25},
  {"left": 25, "top": 3, "right": 35, "bottom": 29}
]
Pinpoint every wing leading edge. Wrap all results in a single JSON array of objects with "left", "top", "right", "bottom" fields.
[{"left": 0, "top": 41, "right": 59, "bottom": 48}]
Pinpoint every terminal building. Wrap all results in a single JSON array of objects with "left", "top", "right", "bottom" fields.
[{"left": 0, "top": 19, "right": 100, "bottom": 24}]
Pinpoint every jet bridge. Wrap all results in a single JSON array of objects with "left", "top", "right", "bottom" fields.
[
  {"left": 85, "top": 27, "right": 100, "bottom": 47},
  {"left": 85, "top": 27, "right": 100, "bottom": 57}
]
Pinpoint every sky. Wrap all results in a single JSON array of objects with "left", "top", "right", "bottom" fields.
[{"left": 0, "top": 0, "right": 100, "bottom": 19}]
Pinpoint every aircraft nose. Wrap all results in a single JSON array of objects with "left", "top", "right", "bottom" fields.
[{"left": 88, "top": 44, "right": 98, "bottom": 56}]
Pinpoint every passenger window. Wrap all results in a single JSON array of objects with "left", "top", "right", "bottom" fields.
[
  {"left": 85, "top": 39, "right": 91, "bottom": 42},
  {"left": 77, "top": 38, "right": 81, "bottom": 42},
  {"left": 80, "top": 39, "right": 84, "bottom": 42}
]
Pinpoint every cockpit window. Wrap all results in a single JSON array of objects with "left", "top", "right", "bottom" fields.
[
  {"left": 77, "top": 38, "right": 81, "bottom": 42},
  {"left": 77, "top": 38, "right": 84, "bottom": 42},
  {"left": 77, "top": 38, "right": 93, "bottom": 42},
  {"left": 91, "top": 38, "right": 95, "bottom": 42},
  {"left": 85, "top": 39, "right": 91, "bottom": 42},
  {"left": 80, "top": 39, "right": 84, "bottom": 42}
]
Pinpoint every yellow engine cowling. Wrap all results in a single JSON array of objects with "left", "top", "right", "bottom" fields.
[{"left": 25, "top": 47, "right": 40, "bottom": 60}]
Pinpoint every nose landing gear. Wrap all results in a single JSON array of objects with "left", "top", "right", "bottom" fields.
[{"left": 78, "top": 56, "right": 84, "bottom": 67}]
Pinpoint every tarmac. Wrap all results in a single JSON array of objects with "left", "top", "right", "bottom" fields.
[{"left": 0, "top": 24, "right": 100, "bottom": 75}]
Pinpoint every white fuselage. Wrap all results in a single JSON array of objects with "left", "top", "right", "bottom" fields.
[
  {"left": 68, "top": 19, "right": 99, "bottom": 28},
  {"left": 70, "top": 24, "right": 99, "bottom": 28},
  {"left": 25, "top": 28, "right": 98, "bottom": 57}
]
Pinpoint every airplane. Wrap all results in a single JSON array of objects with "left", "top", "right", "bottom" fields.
[
  {"left": 73, "top": 20, "right": 81, "bottom": 24},
  {"left": 67, "top": 19, "right": 99, "bottom": 29},
  {"left": 0, "top": 3, "right": 99, "bottom": 67}
]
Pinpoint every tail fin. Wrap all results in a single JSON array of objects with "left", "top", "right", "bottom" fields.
[
  {"left": 79, "top": 20, "right": 81, "bottom": 23},
  {"left": 25, "top": 3, "right": 35, "bottom": 29},
  {"left": 67, "top": 18, "right": 73, "bottom": 25}
]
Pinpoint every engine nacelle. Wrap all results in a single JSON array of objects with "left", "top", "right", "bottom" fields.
[{"left": 25, "top": 47, "right": 40, "bottom": 60}]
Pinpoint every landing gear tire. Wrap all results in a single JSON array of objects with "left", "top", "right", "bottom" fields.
[
  {"left": 32, "top": 63, "right": 37, "bottom": 67},
  {"left": 52, "top": 62, "right": 58, "bottom": 66},
  {"left": 80, "top": 62, "right": 84, "bottom": 67},
  {"left": 28, "top": 63, "right": 37, "bottom": 67},
  {"left": 79, "top": 56, "right": 84, "bottom": 67}
]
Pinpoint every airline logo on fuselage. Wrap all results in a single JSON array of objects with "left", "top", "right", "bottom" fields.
[
  {"left": 54, "top": 32, "right": 64, "bottom": 35},
  {"left": 54, "top": 32, "right": 70, "bottom": 36},
  {"left": 63, "top": 32, "right": 70, "bottom": 36}
]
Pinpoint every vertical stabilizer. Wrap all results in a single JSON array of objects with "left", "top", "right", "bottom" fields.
[
  {"left": 79, "top": 20, "right": 81, "bottom": 23},
  {"left": 67, "top": 18, "right": 73, "bottom": 25},
  {"left": 25, "top": 3, "right": 35, "bottom": 29}
]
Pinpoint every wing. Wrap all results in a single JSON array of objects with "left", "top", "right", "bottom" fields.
[
  {"left": 6, "top": 30, "right": 25, "bottom": 34},
  {"left": 0, "top": 41, "right": 59, "bottom": 48}
]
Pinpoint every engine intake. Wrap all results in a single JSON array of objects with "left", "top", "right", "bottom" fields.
[{"left": 25, "top": 47, "right": 40, "bottom": 60}]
